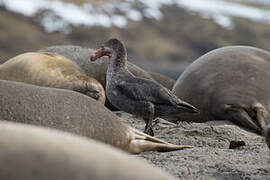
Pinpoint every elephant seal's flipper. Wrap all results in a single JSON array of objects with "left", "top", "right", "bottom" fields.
[
  {"left": 223, "top": 103, "right": 270, "bottom": 135},
  {"left": 264, "top": 126, "right": 270, "bottom": 149},
  {"left": 253, "top": 103, "right": 270, "bottom": 131},
  {"left": 127, "top": 127, "right": 192, "bottom": 154},
  {"left": 223, "top": 104, "right": 262, "bottom": 134}
]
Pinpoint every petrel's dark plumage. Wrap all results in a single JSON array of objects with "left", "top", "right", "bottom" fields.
[
  {"left": 117, "top": 78, "right": 191, "bottom": 109},
  {"left": 91, "top": 38, "right": 198, "bottom": 136}
]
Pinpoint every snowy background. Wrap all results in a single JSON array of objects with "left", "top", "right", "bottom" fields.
[
  {"left": 1, "top": 0, "right": 270, "bottom": 33},
  {"left": 0, "top": 0, "right": 270, "bottom": 79}
]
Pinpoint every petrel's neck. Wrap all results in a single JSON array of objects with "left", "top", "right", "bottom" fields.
[
  {"left": 109, "top": 45, "right": 127, "bottom": 70},
  {"left": 106, "top": 45, "right": 130, "bottom": 86}
]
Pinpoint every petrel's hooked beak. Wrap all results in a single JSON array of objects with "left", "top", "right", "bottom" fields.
[{"left": 90, "top": 46, "right": 111, "bottom": 61}]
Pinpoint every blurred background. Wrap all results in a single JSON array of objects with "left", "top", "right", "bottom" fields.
[{"left": 0, "top": 0, "right": 270, "bottom": 79}]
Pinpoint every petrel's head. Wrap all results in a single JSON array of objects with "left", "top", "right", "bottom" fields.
[{"left": 90, "top": 38, "right": 126, "bottom": 61}]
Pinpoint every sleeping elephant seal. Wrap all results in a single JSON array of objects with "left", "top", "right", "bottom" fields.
[
  {"left": 39, "top": 45, "right": 173, "bottom": 109},
  {"left": 0, "top": 121, "right": 175, "bottom": 180},
  {"left": 0, "top": 52, "right": 105, "bottom": 104},
  {"left": 0, "top": 80, "right": 191, "bottom": 154},
  {"left": 171, "top": 46, "right": 270, "bottom": 148}
]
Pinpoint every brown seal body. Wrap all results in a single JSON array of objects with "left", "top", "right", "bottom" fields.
[
  {"left": 0, "top": 80, "right": 191, "bottom": 154},
  {"left": 171, "top": 46, "right": 270, "bottom": 147},
  {"left": 0, "top": 52, "right": 105, "bottom": 104},
  {"left": 0, "top": 121, "right": 175, "bottom": 180},
  {"left": 39, "top": 45, "right": 173, "bottom": 108}
]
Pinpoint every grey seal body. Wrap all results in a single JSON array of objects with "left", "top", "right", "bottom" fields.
[
  {"left": 90, "top": 39, "right": 198, "bottom": 136},
  {"left": 148, "top": 71, "right": 175, "bottom": 90},
  {"left": 0, "top": 52, "right": 105, "bottom": 103},
  {"left": 171, "top": 46, "right": 270, "bottom": 147},
  {"left": 0, "top": 121, "right": 175, "bottom": 180},
  {"left": 0, "top": 80, "right": 192, "bottom": 154}
]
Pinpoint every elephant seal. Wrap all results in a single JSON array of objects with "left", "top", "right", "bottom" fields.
[
  {"left": 0, "top": 80, "right": 191, "bottom": 154},
  {"left": 39, "top": 45, "right": 173, "bottom": 108},
  {"left": 171, "top": 46, "right": 270, "bottom": 147},
  {"left": 0, "top": 121, "right": 175, "bottom": 180},
  {"left": 0, "top": 52, "right": 105, "bottom": 104}
]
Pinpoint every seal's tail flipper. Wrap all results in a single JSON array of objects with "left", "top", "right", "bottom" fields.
[
  {"left": 126, "top": 127, "right": 192, "bottom": 154},
  {"left": 223, "top": 104, "right": 262, "bottom": 134},
  {"left": 224, "top": 103, "right": 270, "bottom": 149},
  {"left": 253, "top": 103, "right": 270, "bottom": 132},
  {"left": 253, "top": 103, "right": 270, "bottom": 149}
]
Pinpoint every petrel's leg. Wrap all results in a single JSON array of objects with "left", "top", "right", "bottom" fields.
[
  {"left": 144, "top": 118, "right": 154, "bottom": 136},
  {"left": 142, "top": 101, "right": 155, "bottom": 136}
]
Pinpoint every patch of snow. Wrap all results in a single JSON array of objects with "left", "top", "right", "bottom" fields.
[
  {"left": 0, "top": 0, "right": 147, "bottom": 32},
  {"left": 0, "top": 0, "right": 111, "bottom": 31},
  {"left": 213, "top": 15, "right": 235, "bottom": 29},
  {"left": 2, "top": 0, "right": 47, "bottom": 16},
  {"left": 118, "top": 3, "right": 142, "bottom": 21},
  {"left": 143, "top": 8, "right": 163, "bottom": 19},
  {"left": 111, "top": 15, "right": 127, "bottom": 28},
  {"left": 0, "top": 0, "right": 270, "bottom": 33},
  {"left": 126, "top": 9, "right": 142, "bottom": 21},
  {"left": 176, "top": 0, "right": 270, "bottom": 27},
  {"left": 133, "top": 0, "right": 270, "bottom": 27},
  {"left": 41, "top": 12, "right": 71, "bottom": 34},
  {"left": 137, "top": 0, "right": 174, "bottom": 20},
  {"left": 91, "top": 14, "right": 111, "bottom": 28}
]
